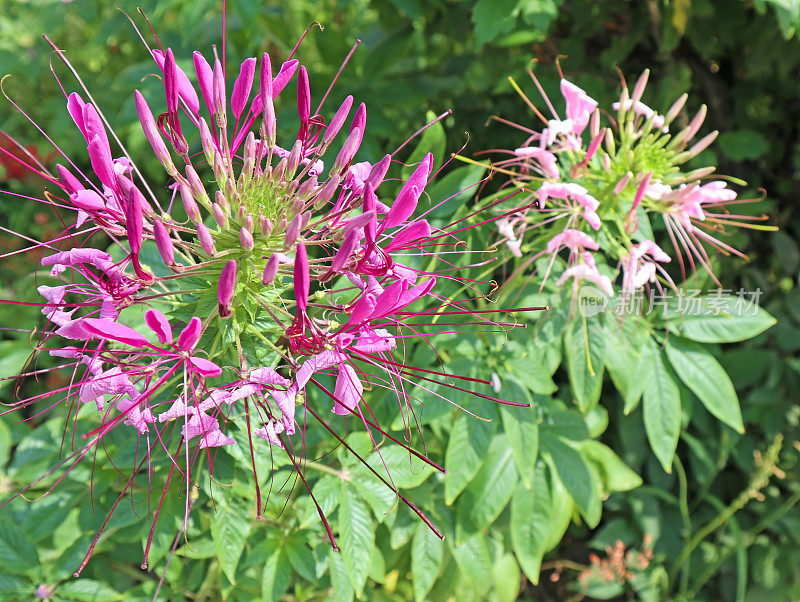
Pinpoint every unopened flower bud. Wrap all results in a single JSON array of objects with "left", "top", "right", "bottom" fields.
[
  {"left": 284, "top": 214, "right": 301, "bottom": 248},
  {"left": 214, "top": 190, "right": 229, "bottom": 215},
  {"left": 262, "top": 253, "right": 280, "bottom": 284},
  {"left": 261, "top": 216, "right": 273, "bottom": 236},
  {"left": 135, "top": 90, "right": 176, "bottom": 176},
  {"left": 631, "top": 69, "right": 649, "bottom": 104},
  {"left": 212, "top": 202, "right": 228, "bottom": 229},
  {"left": 218, "top": 259, "right": 236, "bottom": 318},
  {"left": 199, "top": 117, "right": 216, "bottom": 164},
  {"left": 686, "top": 104, "right": 707, "bottom": 141},
  {"left": 614, "top": 173, "right": 632, "bottom": 195},
  {"left": 314, "top": 174, "right": 341, "bottom": 208},
  {"left": 296, "top": 174, "right": 318, "bottom": 198},
  {"left": 324, "top": 95, "right": 353, "bottom": 146},
  {"left": 240, "top": 227, "right": 254, "bottom": 251},
  {"left": 334, "top": 127, "right": 361, "bottom": 172},
  {"left": 287, "top": 140, "right": 302, "bottom": 178},
  {"left": 153, "top": 219, "right": 175, "bottom": 266},
  {"left": 244, "top": 214, "right": 254, "bottom": 232},
  {"left": 180, "top": 184, "right": 201, "bottom": 222},
  {"left": 196, "top": 222, "right": 216, "bottom": 255},
  {"left": 300, "top": 210, "right": 312, "bottom": 229},
  {"left": 185, "top": 164, "right": 209, "bottom": 206},
  {"left": 665, "top": 93, "right": 688, "bottom": 126}
]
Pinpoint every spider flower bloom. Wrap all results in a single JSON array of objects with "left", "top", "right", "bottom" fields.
[
  {"left": 1, "top": 17, "right": 531, "bottom": 573},
  {"left": 483, "top": 67, "right": 772, "bottom": 298}
]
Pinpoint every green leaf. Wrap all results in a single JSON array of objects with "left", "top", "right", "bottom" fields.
[
  {"left": 665, "top": 337, "right": 744, "bottom": 432},
  {"left": 718, "top": 129, "right": 770, "bottom": 161},
  {"left": 328, "top": 550, "right": 355, "bottom": 602},
  {"left": 339, "top": 484, "right": 374, "bottom": 597},
  {"left": 0, "top": 341, "right": 31, "bottom": 393},
  {"left": 57, "top": 580, "right": 123, "bottom": 601},
  {"left": 499, "top": 388, "right": 539, "bottom": 488},
  {"left": 603, "top": 318, "right": 650, "bottom": 412},
  {"left": 285, "top": 535, "right": 317, "bottom": 582},
  {"left": 0, "top": 520, "right": 39, "bottom": 577},
  {"left": 510, "top": 463, "right": 552, "bottom": 584},
  {"left": 449, "top": 532, "right": 493, "bottom": 594},
  {"left": 412, "top": 521, "right": 445, "bottom": 602},
  {"left": 493, "top": 553, "right": 522, "bottom": 602},
  {"left": 508, "top": 354, "right": 558, "bottom": 394},
  {"left": 670, "top": 294, "right": 775, "bottom": 343},
  {"left": 0, "top": 573, "right": 27, "bottom": 596},
  {"left": 545, "top": 468, "right": 574, "bottom": 550},
  {"left": 444, "top": 413, "right": 494, "bottom": 504},
  {"left": 456, "top": 435, "right": 518, "bottom": 537},
  {"left": 564, "top": 318, "right": 606, "bottom": 412},
  {"left": 642, "top": 342, "right": 682, "bottom": 473},
  {"left": 262, "top": 547, "right": 292, "bottom": 602},
  {"left": 578, "top": 440, "right": 642, "bottom": 493},
  {"left": 363, "top": 444, "right": 435, "bottom": 489},
  {"left": 210, "top": 500, "right": 251, "bottom": 584},
  {"left": 472, "top": 0, "right": 519, "bottom": 46},
  {"left": 542, "top": 433, "right": 602, "bottom": 527}
]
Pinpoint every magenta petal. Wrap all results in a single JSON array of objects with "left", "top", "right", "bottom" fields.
[
  {"left": 218, "top": 260, "right": 237, "bottom": 316},
  {"left": 396, "top": 277, "right": 436, "bottom": 309},
  {"left": 67, "top": 93, "right": 87, "bottom": 137},
  {"left": 87, "top": 135, "right": 115, "bottom": 190},
  {"left": 82, "top": 103, "right": 109, "bottom": 150},
  {"left": 83, "top": 318, "right": 149, "bottom": 347},
  {"left": 297, "top": 65, "right": 311, "bottom": 123},
  {"left": 332, "top": 363, "right": 363, "bottom": 416},
  {"left": 350, "top": 102, "right": 366, "bottom": 145},
  {"left": 188, "top": 356, "right": 222, "bottom": 378},
  {"left": 324, "top": 95, "right": 353, "bottom": 144},
  {"left": 365, "top": 154, "right": 391, "bottom": 189},
  {"left": 369, "top": 278, "right": 408, "bottom": 319},
  {"left": 153, "top": 49, "right": 201, "bottom": 115},
  {"left": 331, "top": 228, "right": 359, "bottom": 273},
  {"left": 144, "top": 308, "right": 173, "bottom": 345},
  {"left": 153, "top": 219, "right": 175, "bottom": 266},
  {"left": 272, "top": 59, "right": 299, "bottom": 98},
  {"left": 70, "top": 190, "right": 105, "bottom": 213},
  {"left": 249, "top": 367, "right": 291, "bottom": 387},
  {"left": 163, "top": 48, "right": 179, "bottom": 113},
  {"left": 56, "top": 164, "right": 83, "bottom": 195},
  {"left": 178, "top": 317, "right": 203, "bottom": 351},
  {"left": 382, "top": 153, "right": 432, "bottom": 231},
  {"left": 231, "top": 57, "right": 257, "bottom": 120},
  {"left": 193, "top": 51, "right": 215, "bottom": 117},
  {"left": 386, "top": 219, "right": 431, "bottom": 251},
  {"left": 124, "top": 181, "right": 144, "bottom": 255},
  {"left": 294, "top": 243, "right": 309, "bottom": 311}
]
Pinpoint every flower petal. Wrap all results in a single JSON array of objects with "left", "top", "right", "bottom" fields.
[{"left": 83, "top": 318, "right": 149, "bottom": 348}]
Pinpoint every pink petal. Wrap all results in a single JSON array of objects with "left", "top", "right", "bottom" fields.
[
  {"left": 231, "top": 57, "right": 257, "bottom": 120},
  {"left": 294, "top": 243, "right": 309, "bottom": 311},
  {"left": 144, "top": 308, "right": 173, "bottom": 345},
  {"left": 188, "top": 356, "right": 222, "bottom": 377},
  {"left": 250, "top": 367, "right": 292, "bottom": 387},
  {"left": 332, "top": 363, "right": 363, "bottom": 416},
  {"left": 178, "top": 317, "right": 203, "bottom": 350},
  {"left": 83, "top": 318, "right": 149, "bottom": 347}
]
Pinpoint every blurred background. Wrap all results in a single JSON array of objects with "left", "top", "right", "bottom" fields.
[{"left": 1, "top": 0, "right": 799, "bottom": 600}]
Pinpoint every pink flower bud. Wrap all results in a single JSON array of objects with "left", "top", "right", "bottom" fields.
[
  {"left": 287, "top": 139, "right": 302, "bottom": 177},
  {"left": 614, "top": 173, "right": 632, "bottom": 195},
  {"left": 296, "top": 174, "right": 318, "bottom": 198},
  {"left": 365, "top": 154, "right": 391, "bottom": 189},
  {"left": 197, "top": 222, "right": 216, "bottom": 255},
  {"left": 240, "top": 227, "right": 254, "bottom": 251},
  {"left": 185, "top": 164, "right": 207, "bottom": 202},
  {"left": 213, "top": 56, "right": 226, "bottom": 123},
  {"left": 244, "top": 214, "right": 254, "bottom": 232},
  {"left": 153, "top": 219, "right": 175, "bottom": 266},
  {"left": 218, "top": 259, "right": 237, "bottom": 317},
  {"left": 331, "top": 228, "right": 358, "bottom": 273},
  {"left": 124, "top": 183, "right": 144, "bottom": 255},
  {"left": 56, "top": 164, "right": 83, "bottom": 195},
  {"left": 665, "top": 93, "right": 688, "bottom": 125},
  {"left": 273, "top": 59, "right": 299, "bottom": 97},
  {"left": 214, "top": 190, "right": 229, "bottom": 214},
  {"left": 135, "top": 91, "right": 173, "bottom": 172},
  {"left": 297, "top": 65, "right": 311, "bottom": 124},
  {"left": 199, "top": 117, "right": 215, "bottom": 161},
  {"left": 284, "top": 214, "right": 301, "bottom": 248},
  {"left": 294, "top": 243, "right": 309, "bottom": 311},
  {"left": 350, "top": 102, "right": 366, "bottom": 145},
  {"left": 324, "top": 95, "right": 353, "bottom": 145},
  {"left": 231, "top": 57, "right": 257, "bottom": 121},
  {"left": 164, "top": 48, "right": 179, "bottom": 114},
  {"left": 314, "top": 174, "right": 341, "bottom": 207},
  {"left": 262, "top": 253, "right": 280, "bottom": 284},
  {"left": 334, "top": 127, "right": 361, "bottom": 172},
  {"left": 631, "top": 69, "right": 649, "bottom": 104},
  {"left": 180, "top": 184, "right": 201, "bottom": 222},
  {"left": 686, "top": 105, "right": 707, "bottom": 141},
  {"left": 261, "top": 217, "right": 273, "bottom": 236},
  {"left": 212, "top": 202, "right": 228, "bottom": 229}
]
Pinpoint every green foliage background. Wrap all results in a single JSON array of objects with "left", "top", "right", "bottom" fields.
[{"left": 0, "top": 0, "right": 799, "bottom": 600}]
